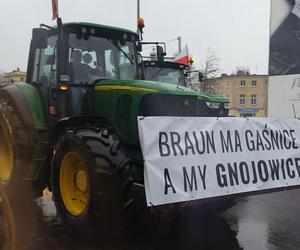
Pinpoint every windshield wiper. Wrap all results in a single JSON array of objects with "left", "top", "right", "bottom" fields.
[{"left": 108, "top": 39, "right": 134, "bottom": 65}]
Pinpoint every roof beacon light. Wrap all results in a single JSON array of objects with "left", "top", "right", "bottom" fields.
[
  {"left": 138, "top": 17, "right": 145, "bottom": 27},
  {"left": 189, "top": 56, "right": 195, "bottom": 65}
]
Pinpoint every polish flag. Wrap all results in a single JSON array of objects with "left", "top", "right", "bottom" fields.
[
  {"left": 173, "top": 45, "right": 189, "bottom": 65},
  {"left": 52, "top": 0, "right": 59, "bottom": 20}
]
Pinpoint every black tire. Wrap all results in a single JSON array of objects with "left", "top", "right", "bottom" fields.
[
  {"left": 0, "top": 100, "right": 39, "bottom": 250},
  {"left": 0, "top": 99, "right": 33, "bottom": 191},
  {"left": 50, "top": 127, "right": 134, "bottom": 241},
  {"left": 0, "top": 188, "right": 16, "bottom": 250}
]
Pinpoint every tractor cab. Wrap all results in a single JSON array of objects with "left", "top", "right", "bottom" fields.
[{"left": 26, "top": 22, "right": 140, "bottom": 117}]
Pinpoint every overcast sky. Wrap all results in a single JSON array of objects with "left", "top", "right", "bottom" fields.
[{"left": 0, "top": 0, "right": 270, "bottom": 75}]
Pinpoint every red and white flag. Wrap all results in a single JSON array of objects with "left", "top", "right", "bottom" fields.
[
  {"left": 173, "top": 45, "right": 189, "bottom": 65},
  {"left": 52, "top": 0, "right": 59, "bottom": 20}
]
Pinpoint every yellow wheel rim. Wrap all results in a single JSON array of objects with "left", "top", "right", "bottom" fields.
[
  {"left": 0, "top": 189, "right": 16, "bottom": 250},
  {"left": 60, "top": 151, "right": 89, "bottom": 216},
  {"left": 0, "top": 119, "right": 13, "bottom": 181}
]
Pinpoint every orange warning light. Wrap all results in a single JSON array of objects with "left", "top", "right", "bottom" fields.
[
  {"left": 59, "top": 83, "right": 69, "bottom": 91},
  {"left": 138, "top": 17, "right": 145, "bottom": 26}
]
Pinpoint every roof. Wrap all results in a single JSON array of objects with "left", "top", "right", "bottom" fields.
[
  {"left": 206, "top": 74, "right": 268, "bottom": 81},
  {"left": 4, "top": 69, "right": 26, "bottom": 76},
  {"left": 63, "top": 22, "right": 138, "bottom": 37},
  {"left": 218, "top": 74, "right": 267, "bottom": 78},
  {"left": 143, "top": 60, "right": 188, "bottom": 70}
]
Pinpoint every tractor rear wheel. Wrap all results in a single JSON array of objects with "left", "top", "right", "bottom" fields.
[
  {"left": 0, "top": 99, "right": 32, "bottom": 189},
  {"left": 0, "top": 188, "right": 16, "bottom": 250},
  {"left": 51, "top": 128, "right": 133, "bottom": 241},
  {"left": 0, "top": 99, "right": 38, "bottom": 249}
]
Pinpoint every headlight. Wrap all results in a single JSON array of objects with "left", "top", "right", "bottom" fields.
[
  {"left": 224, "top": 103, "right": 229, "bottom": 109},
  {"left": 206, "top": 101, "right": 220, "bottom": 109}
]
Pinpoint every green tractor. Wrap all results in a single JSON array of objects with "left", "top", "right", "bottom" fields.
[
  {"left": 0, "top": 20, "right": 229, "bottom": 236},
  {"left": 140, "top": 42, "right": 203, "bottom": 88}
]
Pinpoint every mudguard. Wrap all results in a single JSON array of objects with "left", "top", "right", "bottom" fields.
[
  {"left": 0, "top": 82, "right": 46, "bottom": 131},
  {"left": 54, "top": 116, "right": 110, "bottom": 137}
]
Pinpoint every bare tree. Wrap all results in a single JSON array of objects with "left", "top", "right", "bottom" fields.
[{"left": 200, "top": 48, "right": 220, "bottom": 93}]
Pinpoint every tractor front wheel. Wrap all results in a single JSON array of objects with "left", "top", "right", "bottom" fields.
[{"left": 51, "top": 128, "right": 133, "bottom": 241}]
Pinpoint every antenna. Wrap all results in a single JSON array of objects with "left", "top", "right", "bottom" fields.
[{"left": 137, "top": 0, "right": 140, "bottom": 32}]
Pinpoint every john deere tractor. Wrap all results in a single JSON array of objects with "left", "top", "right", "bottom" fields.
[
  {"left": 0, "top": 20, "right": 229, "bottom": 236},
  {"left": 140, "top": 42, "right": 203, "bottom": 89}
]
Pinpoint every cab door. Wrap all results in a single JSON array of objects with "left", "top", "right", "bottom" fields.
[{"left": 27, "top": 31, "right": 58, "bottom": 127}]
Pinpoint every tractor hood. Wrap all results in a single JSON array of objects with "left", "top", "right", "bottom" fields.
[{"left": 94, "top": 79, "right": 228, "bottom": 103}]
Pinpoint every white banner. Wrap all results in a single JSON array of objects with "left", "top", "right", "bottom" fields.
[{"left": 138, "top": 117, "right": 300, "bottom": 206}]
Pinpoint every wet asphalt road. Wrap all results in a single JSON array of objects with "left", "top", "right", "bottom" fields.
[{"left": 1, "top": 188, "right": 300, "bottom": 250}]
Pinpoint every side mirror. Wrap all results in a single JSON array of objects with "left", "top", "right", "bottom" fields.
[
  {"left": 198, "top": 72, "right": 204, "bottom": 82},
  {"left": 31, "top": 28, "right": 48, "bottom": 49},
  {"left": 157, "top": 45, "right": 166, "bottom": 62}
]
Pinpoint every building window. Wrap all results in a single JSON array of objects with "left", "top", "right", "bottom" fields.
[
  {"left": 251, "top": 94, "right": 257, "bottom": 105},
  {"left": 240, "top": 94, "right": 246, "bottom": 105},
  {"left": 240, "top": 80, "right": 246, "bottom": 87},
  {"left": 240, "top": 113, "right": 256, "bottom": 118},
  {"left": 251, "top": 80, "right": 257, "bottom": 87}
]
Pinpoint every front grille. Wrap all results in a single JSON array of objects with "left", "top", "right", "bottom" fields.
[
  {"left": 139, "top": 94, "right": 228, "bottom": 117},
  {"left": 139, "top": 94, "right": 196, "bottom": 116}
]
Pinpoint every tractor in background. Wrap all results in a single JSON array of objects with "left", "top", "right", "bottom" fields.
[{"left": 140, "top": 41, "right": 204, "bottom": 90}]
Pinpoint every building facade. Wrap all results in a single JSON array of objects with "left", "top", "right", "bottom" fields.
[
  {"left": 4, "top": 68, "right": 26, "bottom": 83},
  {"left": 206, "top": 73, "right": 268, "bottom": 117}
]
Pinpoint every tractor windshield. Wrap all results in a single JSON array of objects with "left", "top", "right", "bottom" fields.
[
  {"left": 145, "top": 65, "right": 185, "bottom": 85},
  {"left": 67, "top": 33, "right": 138, "bottom": 84}
]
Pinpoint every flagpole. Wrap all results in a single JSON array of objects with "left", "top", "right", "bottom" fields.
[
  {"left": 178, "top": 36, "right": 181, "bottom": 53},
  {"left": 186, "top": 45, "right": 192, "bottom": 87},
  {"left": 52, "top": 0, "right": 59, "bottom": 20},
  {"left": 137, "top": 0, "right": 140, "bottom": 33},
  {"left": 186, "top": 45, "right": 189, "bottom": 66}
]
